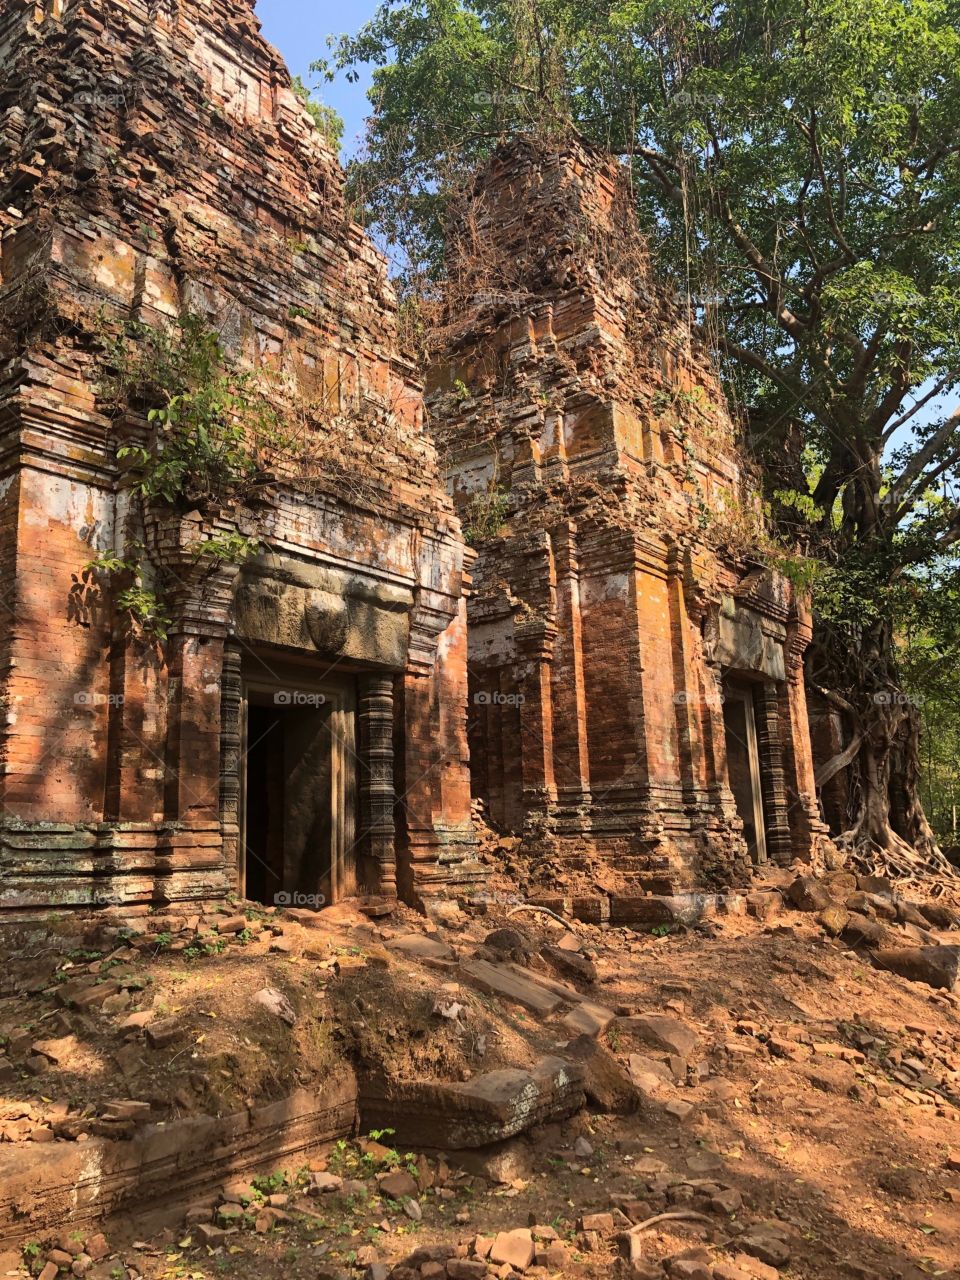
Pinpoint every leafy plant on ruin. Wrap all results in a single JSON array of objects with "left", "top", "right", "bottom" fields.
[
  {"left": 462, "top": 479, "right": 509, "bottom": 545},
  {"left": 101, "top": 314, "right": 292, "bottom": 512},
  {"left": 292, "top": 75, "right": 344, "bottom": 150},
  {"left": 92, "top": 316, "right": 288, "bottom": 641},
  {"left": 82, "top": 549, "right": 171, "bottom": 643}
]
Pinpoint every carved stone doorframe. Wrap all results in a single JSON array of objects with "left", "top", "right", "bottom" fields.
[{"left": 221, "top": 654, "right": 367, "bottom": 906}]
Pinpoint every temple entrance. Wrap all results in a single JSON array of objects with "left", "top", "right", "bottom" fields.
[
  {"left": 240, "top": 673, "right": 357, "bottom": 907},
  {"left": 722, "top": 680, "right": 768, "bottom": 864}
]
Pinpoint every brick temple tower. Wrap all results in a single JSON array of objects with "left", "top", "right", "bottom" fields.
[
  {"left": 430, "top": 138, "right": 827, "bottom": 912},
  {"left": 0, "top": 0, "right": 480, "bottom": 914}
]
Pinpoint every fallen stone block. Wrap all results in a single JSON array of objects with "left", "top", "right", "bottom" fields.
[
  {"left": 786, "top": 876, "right": 834, "bottom": 912},
  {"left": 379, "top": 1169, "right": 418, "bottom": 1200},
  {"left": 144, "top": 1018, "right": 181, "bottom": 1049},
  {"left": 841, "top": 912, "right": 892, "bottom": 949},
  {"left": 872, "top": 945, "right": 960, "bottom": 990},
  {"left": 541, "top": 944, "right": 597, "bottom": 983},
  {"left": 822, "top": 870, "right": 858, "bottom": 897},
  {"left": 215, "top": 915, "right": 247, "bottom": 934},
  {"left": 745, "top": 892, "right": 781, "bottom": 921},
  {"left": 816, "top": 905, "right": 850, "bottom": 937},
  {"left": 489, "top": 1229, "right": 535, "bottom": 1272},
  {"left": 857, "top": 875, "right": 894, "bottom": 897},
  {"left": 458, "top": 957, "right": 568, "bottom": 1014},
  {"left": 446, "top": 1137, "right": 532, "bottom": 1183},
  {"left": 388, "top": 935, "right": 458, "bottom": 968},
  {"left": 252, "top": 986, "right": 296, "bottom": 1026},
  {"left": 615, "top": 1013, "right": 699, "bottom": 1058},
  {"left": 29, "top": 1035, "right": 78, "bottom": 1066},
  {"left": 609, "top": 894, "right": 719, "bottom": 926},
  {"left": 359, "top": 1056, "right": 585, "bottom": 1147},
  {"left": 563, "top": 1035, "right": 639, "bottom": 1113},
  {"left": 560, "top": 1000, "right": 616, "bottom": 1037},
  {"left": 919, "top": 901, "right": 959, "bottom": 929},
  {"left": 579, "top": 1212, "right": 615, "bottom": 1233},
  {"left": 738, "top": 1226, "right": 791, "bottom": 1269},
  {"left": 483, "top": 928, "right": 534, "bottom": 958}
]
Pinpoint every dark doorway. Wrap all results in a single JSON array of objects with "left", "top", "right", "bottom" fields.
[
  {"left": 242, "top": 681, "right": 356, "bottom": 907},
  {"left": 722, "top": 681, "right": 768, "bottom": 864},
  {"left": 244, "top": 702, "right": 285, "bottom": 906}
]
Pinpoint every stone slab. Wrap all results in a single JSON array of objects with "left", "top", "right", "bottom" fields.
[
  {"left": 358, "top": 1056, "right": 585, "bottom": 1148},
  {"left": 459, "top": 958, "right": 567, "bottom": 1014}
]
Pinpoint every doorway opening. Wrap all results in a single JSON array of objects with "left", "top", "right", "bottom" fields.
[
  {"left": 722, "top": 679, "right": 768, "bottom": 864},
  {"left": 241, "top": 676, "right": 356, "bottom": 908}
]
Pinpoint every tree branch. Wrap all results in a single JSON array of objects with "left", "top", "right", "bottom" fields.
[{"left": 885, "top": 406, "right": 960, "bottom": 518}]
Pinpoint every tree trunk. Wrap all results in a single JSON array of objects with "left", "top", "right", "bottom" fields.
[{"left": 810, "top": 620, "right": 955, "bottom": 880}]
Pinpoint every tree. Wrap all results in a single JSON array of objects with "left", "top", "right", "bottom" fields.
[
  {"left": 292, "top": 75, "right": 344, "bottom": 151},
  {"left": 322, "top": 0, "right": 960, "bottom": 876}
]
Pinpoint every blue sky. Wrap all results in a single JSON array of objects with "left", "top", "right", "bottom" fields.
[{"left": 256, "top": 0, "right": 379, "bottom": 157}]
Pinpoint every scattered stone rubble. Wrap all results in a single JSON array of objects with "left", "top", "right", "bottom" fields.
[{"left": 3, "top": 866, "right": 960, "bottom": 1279}]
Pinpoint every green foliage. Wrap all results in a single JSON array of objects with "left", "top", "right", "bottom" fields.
[
  {"left": 462, "top": 480, "right": 509, "bottom": 544},
  {"left": 772, "top": 489, "right": 827, "bottom": 527},
  {"left": 106, "top": 318, "right": 256, "bottom": 509},
  {"left": 92, "top": 316, "right": 296, "bottom": 641},
  {"left": 103, "top": 313, "right": 295, "bottom": 512},
  {"left": 292, "top": 75, "right": 345, "bottom": 149},
  {"left": 251, "top": 1169, "right": 289, "bottom": 1195},
  {"left": 190, "top": 531, "right": 262, "bottom": 564},
  {"left": 84, "top": 549, "right": 171, "bottom": 642}
]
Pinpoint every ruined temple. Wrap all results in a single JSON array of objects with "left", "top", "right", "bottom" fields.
[
  {"left": 0, "top": 2, "right": 827, "bottom": 920},
  {"left": 0, "top": 0, "right": 480, "bottom": 913},
  {"left": 430, "top": 140, "right": 828, "bottom": 913}
]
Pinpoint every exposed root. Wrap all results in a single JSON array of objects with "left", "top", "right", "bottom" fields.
[
  {"left": 628, "top": 1211, "right": 714, "bottom": 1234},
  {"left": 506, "top": 904, "right": 573, "bottom": 929},
  {"left": 837, "top": 824, "right": 958, "bottom": 889}
]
